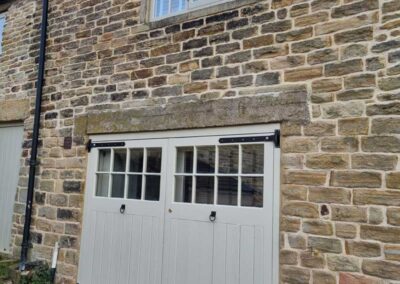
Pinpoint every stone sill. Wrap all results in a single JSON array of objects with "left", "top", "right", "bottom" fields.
[{"left": 133, "top": 0, "right": 259, "bottom": 33}]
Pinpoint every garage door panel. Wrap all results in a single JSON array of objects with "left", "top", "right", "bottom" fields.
[
  {"left": 79, "top": 126, "right": 279, "bottom": 284},
  {"left": 0, "top": 125, "right": 23, "bottom": 253}
]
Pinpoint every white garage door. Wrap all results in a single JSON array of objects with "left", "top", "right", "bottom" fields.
[
  {"left": 0, "top": 124, "right": 24, "bottom": 252},
  {"left": 78, "top": 125, "right": 280, "bottom": 284}
]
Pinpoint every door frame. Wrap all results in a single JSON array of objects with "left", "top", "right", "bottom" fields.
[{"left": 79, "top": 124, "right": 280, "bottom": 283}]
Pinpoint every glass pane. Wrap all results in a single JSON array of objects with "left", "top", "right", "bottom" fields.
[
  {"left": 171, "top": 0, "right": 186, "bottom": 13},
  {"left": 218, "top": 145, "right": 238, "bottom": 174},
  {"left": 145, "top": 175, "right": 160, "bottom": 201},
  {"left": 96, "top": 173, "right": 109, "bottom": 197},
  {"left": 195, "top": 176, "right": 214, "bottom": 204},
  {"left": 218, "top": 177, "right": 238, "bottom": 206},
  {"left": 175, "top": 176, "right": 193, "bottom": 203},
  {"left": 147, "top": 148, "right": 162, "bottom": 173},
  {"left": 176, "top": 147, "right": 193, "bottom": 173},
  {"left": 241, "top": 177, "right": 263, "bottom": 207},
  {"left": 113, "top": 149, "right": 127, "bottom": 172},
  {"left": 242, "top": 145, "right": 264, "bottom": 174},
  {"left": 197, "top": 146, "right": 215, "bottom": 173},
  {"left": 111, "top": 174, "right": 125, "bottom": 198},
  {"left": 155, "top": 0, "right": 169, "bottom": 18},
  {"left": 98, "top": 149, "right": 111, "bottom": 171},
  {"left": 129, "top": 149, "right": 144, "bottom": 172},
  {"left": 127, "top": 175, "right": 142, "bottom": 199}
]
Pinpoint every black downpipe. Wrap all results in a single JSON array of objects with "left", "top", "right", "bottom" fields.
[{"left": 19, "top": 0, "right": 49, "bottom": 271}]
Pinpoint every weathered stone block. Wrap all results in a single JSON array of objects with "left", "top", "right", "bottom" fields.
[
  {"left": 309, "top": 187, "right": 351, "bottom": 204},
  {"left": 354, "top": 189, "right": 400, "bottom": 206},
  {"left": 361, "top": 136, "right": 400, "bottom": 152},
  {"left": 325, "top": 59, "right": 363, "bottom": 76},
  {"left": 312, "top": 78, "right": 342, "bottom": 93},
  {"left": 331, "top": 0, "right": 379, "bottom": 18},
  {"left": 351, "top": 154, "right": 397, "bottom": 170},
  {"left": 336, "top": 223, "right": 357, "bottom": 239},
  {"left": 345, "top": 241, "right": 381, "bottom": 257},
  {"left": 387, "top": 172, "right": 400, "bottom": 189},
  {"left": 331, "top": 205, "right": 368, "bottom": 222},
  {"left": 308, "top": 236, "right": 342, "bottom": 253},
  {"left": 362, "top": 260, "right": 400, "bottom": 280},
  {"left": 306, "top": 154, "right": 349, "bottom": 169},
  {"left": 303, "top": 220, "right": 333, "bottom": 236},
  {"left": 334, "top": 27, "right": 373, "bottom": 44},
  {"left": 284, "top": 171, "right": 327, "bottom": 186},
  {"left": 327, "top": 255, "right": 360, "bottom": 272},
  {"left": 338, "top": 118, "right": 369, "bottom": 135},
  {"left": 300, "top": 251, "right": 325, "bottom": 268},
  {"left": 281, "top": 266, "right": 310, "bottom": 284},
  {"left": 331, "top": 171, "right": 381, "bottom": 188},
  {"left": 361, "top": 225, "right": 400, "bottom": 243},
  {"left": 282, "top": 202, "right": 320, "bottom": 218},
  {"left": 284, "top": 67, "right": 323, "bottom": 82},
  {"left": 312, "top": 271, "right": 336, "bottom": 284},
  {"left": 387, "top": 208, "right": 400, "bottom": 226}
]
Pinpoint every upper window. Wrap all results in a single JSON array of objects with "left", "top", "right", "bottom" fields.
[
  {"left": 0, "top": 13, "right": 5, "bottom": 54},
  {"left": 152, "top": 0, "right": 230, "bottom": 20}
]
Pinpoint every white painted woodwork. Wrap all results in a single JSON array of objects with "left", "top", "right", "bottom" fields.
[
  {"left": 78, "top": 124, "right": 280, "bottom": 284},
  {"left": 0, "top": 124, "right": 23, "bottom": 252}
]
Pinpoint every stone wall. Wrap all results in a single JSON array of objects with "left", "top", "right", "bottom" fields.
[{"left": 0, "top": 0, "right": 399, "bottom": 283}]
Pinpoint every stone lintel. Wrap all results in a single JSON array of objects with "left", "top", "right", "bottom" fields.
[
  {"left": 0, "top": 99, "right": 30, "bottom": 122},
  {"left": 77, "top": 92, "right": 309, "bottom": 135}
]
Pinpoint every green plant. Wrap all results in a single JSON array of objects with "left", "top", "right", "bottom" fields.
[{"left": 19, "top": 263, "right": 52, "bottom": 284}]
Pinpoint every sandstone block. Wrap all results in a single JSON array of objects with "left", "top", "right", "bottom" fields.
[
  {"left": 361, "top": 225, "right": 400, "bottom": 243},
  {"left": 330, "top": 171, "right": 381, "bottom": 188},
  {"left": 338, "top": 118, "right": 369, "bottom": 135},
  {"left": 336, "top": 223, "right": 357, "bottom": 239},
  {"left": 354, "top": 189, "right": 400, "bottom": 206},
  {"left": 309, "top": 236, "right": 342, "bottom": 253},
  {"left": 306, "top": 154, "right": 349, "bottom": 169},
  {"left": 327, "top": 255, "right": 360, "bottom": 272},
  {"left": 345, "top": 241, "right": 381, "bottom": 257},
  {"left": 362, "top": 260, "right": 400, "bottom": 280},
  {"left": 331, "top": 205, "right": 368, "bottom": 222},
  {"left": 309, "top": 187, "right": 351, "bottom": 204},
  {"left": 282, "top": 202, "right": 320, "bottom": 218},
  {"left": 351, "top": 154, "right": 397, "bottom": 170},
  {"left": 303, "top": 220, "right": 333, "bottom": 236}
]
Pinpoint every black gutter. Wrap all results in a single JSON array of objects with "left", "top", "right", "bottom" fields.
[{"left": 20, "top": 0, "right": 49, "bottom": 271}]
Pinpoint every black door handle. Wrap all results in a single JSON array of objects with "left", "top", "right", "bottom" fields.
[
  {"left": 120, "top": 204, "right": 126, "bottom": 214},
  {"left": 209, "top": 211, "right": 216, "bottom": 222}
]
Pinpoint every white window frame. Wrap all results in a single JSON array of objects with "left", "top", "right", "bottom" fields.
[
  {"left": 0, "top": 13, "right": 5, "bottom": 54},
  {"left": 150, "top": 0, "right": 233, "bottom": 21}
]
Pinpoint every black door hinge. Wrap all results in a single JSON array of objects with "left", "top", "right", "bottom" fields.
[
  {"left": 86, "top": 139, "right": 126, "bottom": 152},
  {"left": 219, "top": 129, "right": 280, "bottom": 148}
]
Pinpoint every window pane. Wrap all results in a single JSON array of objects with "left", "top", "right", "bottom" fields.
[
  {"left": 129, "top": 149, "right": 143, "bottom": 172},
  {"left": 111, "top": 174, "right": 125, "bottom": 198},
  {"left": 113, "top": 149, "right": 127, "bottom": 172},
  {"left": 195, "top": 176, "right": 214, "bottom": 204},
  {"left": 197, "top": 146, "right": 215, "bottom": 173},
  {"left": 145, "top": 175, "right": 160, "bottom": 201},
  {"left": 147, "top": 148, "right": 162, "bottom": 173},
  {"left": 175, "top": 176, "right": 192, "bottom": 203},
  {"left": 242, "top": 144, "right": 264, "bottom": 174},
  {"left": 176, "top": 147, "right": 193, "bottom": 173},
  {"left": 241, "top": 177, "right": 263, "bottom": 207},
  {"left": 0, "top": 15, "right": 4, "bottom": 54},
  {"left": 127, "top": 175, "right": 142, "bottom": 199},
  {"left": 96, "top": 174, "right": 109, "bottom": 197},
  {"left": 171, "top": 0, "right": 186, "bottom": 13},
  {"left": 218, "top": 145, "right": 238, "bottom": 174},
  {"left": 155, "top": 0, "right": 169, "bottom": 18},
  {"left": 217, "top": 177, "right": 238, "bottom": 206},
  {"left": 98, "top": 149, "right": 111, "bottom": 171}
]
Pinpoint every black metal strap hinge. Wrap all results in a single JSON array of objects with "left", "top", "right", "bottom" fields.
[
  {"left": 219, "top": 129, "right": 280, "bottom": 148},
  {"left": 86, "top": 139, "right": 126, "bottom": 152}
]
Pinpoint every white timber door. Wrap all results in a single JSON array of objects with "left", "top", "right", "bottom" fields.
[
  {"left": 78, "top": 125, "right": 280, "bottom": 284},
  {"left": 78, "top": 139, "right": 168, "bottom": 284},
  {"left": 0, "top": 124, "right": 24, "bottom": 253}
]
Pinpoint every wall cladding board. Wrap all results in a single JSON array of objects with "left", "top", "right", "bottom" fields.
[{"left": 0, "top": 0, "right": 399, "bottom": 283}]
